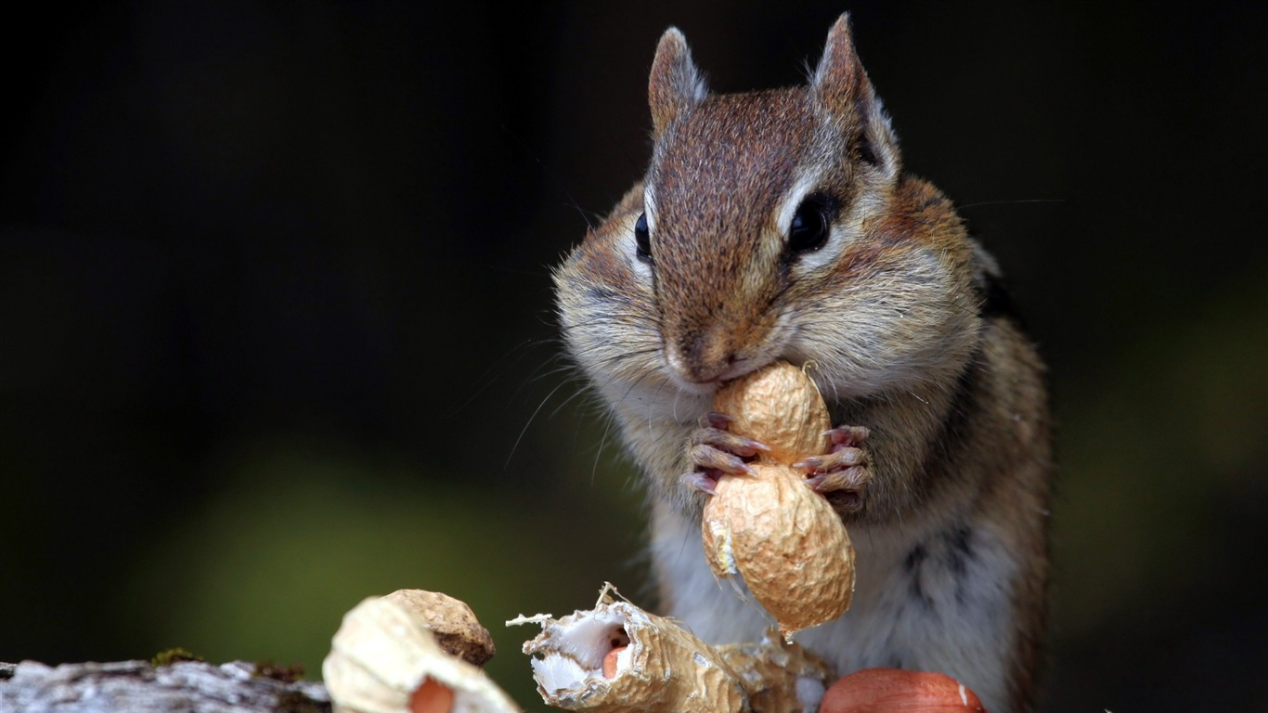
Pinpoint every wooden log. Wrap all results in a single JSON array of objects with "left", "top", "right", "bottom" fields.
[{"left": 0, "top": 659, "right": 331, "bottom": 712}]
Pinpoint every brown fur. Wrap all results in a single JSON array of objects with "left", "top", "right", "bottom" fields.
[{"left": 554, "top": 15, "right": 1052, "bottom": 713}]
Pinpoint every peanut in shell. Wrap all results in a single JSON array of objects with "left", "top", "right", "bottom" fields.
[
  {"left": 702, "top": 361, "right": 856, "bottom": 637},
  {"left": 710, "top": 362, "right": 831, "bottom": 463}
]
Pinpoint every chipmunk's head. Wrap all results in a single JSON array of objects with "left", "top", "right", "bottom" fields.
[{"left": 556, "top": 14, "right": 981, "bottom": 413}]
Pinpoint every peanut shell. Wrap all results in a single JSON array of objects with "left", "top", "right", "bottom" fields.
[
  {"left": 702, "top": 361, "right": 855, "bottom": 637},
  {"left": 323, "top": 592, "right": 519, "bottom": 713},
  {"left": 514, "top": 594, "right": 746, "bottom": 713},
  {"left": 710, "top": 362, "right": 830, "bottom": 463},
  {"left": 716, "top": 634, "right": 838, "bottom": 713},
  {"left": 383, "top": 589, "right": 496, "bottom": 667},
  {"left": 512, "top": 587, "right": 839, "bottom": 713}
]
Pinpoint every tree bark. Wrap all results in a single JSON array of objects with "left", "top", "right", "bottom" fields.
[{"left": 0, "top": 659, "right": 331, "bottom": 712}]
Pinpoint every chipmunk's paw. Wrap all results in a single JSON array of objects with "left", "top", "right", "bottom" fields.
[
  {"left": 680, "top": 412, "right": 770, "bottom": 495},
  {"left": 795, "top": 425, "right": 871, "bottom": 514}
]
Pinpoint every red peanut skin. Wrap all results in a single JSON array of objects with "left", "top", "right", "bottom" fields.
[
  {"left": 820, "top": 669, "right": 986, "bottom": 713},
  {"left": 409, "top": 678, "right": 455, "bottom": 713}
]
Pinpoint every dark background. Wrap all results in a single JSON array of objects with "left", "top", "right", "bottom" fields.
[{"left": 3, "top": 2, "right": 1266, "bottom": 710}]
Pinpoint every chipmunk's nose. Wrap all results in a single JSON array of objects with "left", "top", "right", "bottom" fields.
[
  {"left": 665, "top": 330, "right": 735, "bottom": 385},
  {"left": 664, "top": 321, "right": 768, "bottom": 388}
]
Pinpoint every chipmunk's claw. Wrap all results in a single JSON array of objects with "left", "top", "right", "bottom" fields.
[
  {"left": 799, "top": 424, "right": 872, "bottom": 515},
  {"left": 684, "top": 412, "right": 768, "bottom": 496}
]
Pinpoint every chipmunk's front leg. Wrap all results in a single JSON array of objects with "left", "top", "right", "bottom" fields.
[
  {"left": 683, "top": 411, "right": 871, "bottom": 517},
  {"left": 795, "top": 425, "right": 871, "bottom": 515},
  {"left": 680, "top": 412, "right": 770, "bottom": 494}
]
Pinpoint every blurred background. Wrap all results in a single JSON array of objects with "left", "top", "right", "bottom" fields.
[{"left": 2, "top": 1, "right": 1265, "bottom": 710}]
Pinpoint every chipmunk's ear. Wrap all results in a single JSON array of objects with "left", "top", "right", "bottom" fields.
[
  {"left": 649, "top": 27, "right": 707, "bottom": 137},
  {"left": 813, "top": 14, "right": 899, "bottom": 175}
]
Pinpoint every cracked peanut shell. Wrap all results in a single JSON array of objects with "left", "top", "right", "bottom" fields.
[
  {"left": 323, "top": 592, "right": 518, "bottom": 713},
  {"left": 512, "top": 585, "right": 837, "bottom": 713}
]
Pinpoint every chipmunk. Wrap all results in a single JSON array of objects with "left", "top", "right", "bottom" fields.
[{"left": 554, "top": 14, "right": 1052, "bottom": 713}]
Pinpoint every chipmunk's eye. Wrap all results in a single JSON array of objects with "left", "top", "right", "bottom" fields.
[
  {"left": 788, "top": 193, "right": 834, "bottom": 253},
  {"left": 634, "top": 212, "right": 652, "bottom": 262}
]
